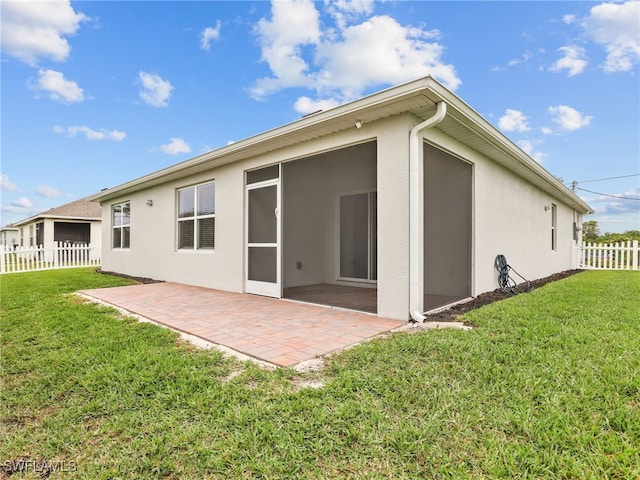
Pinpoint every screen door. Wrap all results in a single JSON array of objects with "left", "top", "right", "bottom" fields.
[{"left": 246, "top": 167, "right": 280, "bottom": 297}]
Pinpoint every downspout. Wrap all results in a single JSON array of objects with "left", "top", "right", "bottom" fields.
[{"left": 409, "top": 101, "right": 447, "bottom": 322}]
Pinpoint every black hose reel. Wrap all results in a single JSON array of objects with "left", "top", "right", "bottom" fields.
[{"left": 495, "top": 255, "right": 533, "bottom": 295}]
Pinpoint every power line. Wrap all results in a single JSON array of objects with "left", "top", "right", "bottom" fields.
[
  {"left": 572, "top": 173, "right": 640, "bottom": 184},
  {"left": 576, "top": 186, "right": 640, "bottom": 200}
]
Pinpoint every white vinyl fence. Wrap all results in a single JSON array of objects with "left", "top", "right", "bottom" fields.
[
  {"left": 0, "top": 242, "right": 101, "bottom": 274},
  {"left": 580, "top": 240, "right": 639, "bottom": 270}
]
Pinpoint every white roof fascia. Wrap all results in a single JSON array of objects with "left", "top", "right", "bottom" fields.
[{"left": 90, "top": 76, "right": 592, "bottom": 214}]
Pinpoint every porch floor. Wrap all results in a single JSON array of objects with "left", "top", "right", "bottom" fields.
[
  {"left": 79, "top": 282, "right": 403, "bottom": 368},
  {"left": 283, "top": 283, "right": 377, "bottom": 313}
]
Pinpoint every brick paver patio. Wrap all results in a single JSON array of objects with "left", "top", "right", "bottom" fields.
[{"left": 79, "top": 282, "right": 404, "bottom": 367}]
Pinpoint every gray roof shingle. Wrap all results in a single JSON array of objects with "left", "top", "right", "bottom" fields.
[
  {"left": 39, "top": 198, "right": 101, "bottom": 219},
  {"left": 15, "top": 198, "right": 101, "bottom": 226}
]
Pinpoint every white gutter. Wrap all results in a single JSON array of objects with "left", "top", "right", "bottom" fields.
[{"left": 409, "top": 101, "right": 447, "bottom": 322}]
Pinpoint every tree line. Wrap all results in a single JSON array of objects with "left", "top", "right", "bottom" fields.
[{"left": 582, "top": 220, "right": 640, "bottom": 243}]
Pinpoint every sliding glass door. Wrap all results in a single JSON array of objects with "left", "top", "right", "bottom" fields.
[{"left": 339, "top": 191, "right": 377, "bottom": 282}]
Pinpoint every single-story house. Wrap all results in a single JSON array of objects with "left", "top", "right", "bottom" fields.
[
  {"left": 90, "top": 76, "right": 592, "bottom": 321},
  {"left": 13, "top": 197, "right": 102, "bottom": 247},
  {"left": 0, "top": 224, "right": 19, "bottom": 247}
]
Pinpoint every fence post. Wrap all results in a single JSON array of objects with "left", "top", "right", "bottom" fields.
[
  {"left": 633, "top": 240, "right": 639, "bottom": 271},
  {"left": 53, "top": 242, "right": 59, "bottom": 269},
  {"left": 0, "top": 246, "right": 5, "bottom": 274}
]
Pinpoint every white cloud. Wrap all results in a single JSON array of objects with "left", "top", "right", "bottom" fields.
[
  {"left": 563, "top": 14, "right": 577, "bottom": 25},
  {"left": 491, "top": 52, "right": 534, "bottom": 72},
  {"left": 251, "top": 1, "right": 460, "bottom": 108},
  {"left": 1, "top": 174, "right": 18, "bottom": 192},
  {"left": 548, "top": 105, "right": 593, "bottom": 131},
  {"left": 498, "top": 109, "right": 531, "bottom": 132},
  {"left": 36, "top": 185, "right": 62, "bottom": 198},
  {"left": 53, "top": 125, "right": 126, "bottom": 141},
  {"left": 550, "top": 45, "right": 588, "bottom": 76},
  {"left": 517, "top": 140, "right": 547, "bottom": 164},
  {"left": 508, "top": 52, "right": 533, "bottom": 68},
  {"left": 252, "top": 0, "right": 322, "bottom": 97},
  {"left": 200, "top": 21, "right": 221, "bottom": 50},
  {"left": 33, "top": 69, "right": 84, "bottom": 104},
  {"left": 294, "top": 96, "right": 341, "bottom": 115},
  {"left": 326, "top": 0, "right": 374, "bottom": 30},
  {"left": 139, "top": 71, "right": 174, "bottom": 107},
  {"left": 0, "top": 0, "right": 87, "bottom": 65},
  {"left": 315, "top": 16, "right": 457, "bottom": 93},
  {"left": 582, "top": 0, "right": 640, "bottom": 72},
  {"left": 12, "top": 197, "right": 32, "bottom": 209},
  {"left": 160, "top": 137, "right": 191, "bottom": 155}
]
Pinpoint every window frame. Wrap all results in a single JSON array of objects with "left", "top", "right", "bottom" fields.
[
  {"left": 112, "top": 201, "right": 131, "bottom": 250},
  {"left": 176, "top": 181, "right": 215, "bottom": 252},
  {"left": 551, "top": 203, "right": 557, "bottom": 251}
]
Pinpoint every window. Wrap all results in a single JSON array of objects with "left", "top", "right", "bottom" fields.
[
  {"left": 177, "top": 181, "right": 215, "bottom": 250},
  {"left": 551, "top": 203, "right": 557, "bottom": 251},
  {"left": 112, "top": 202, "right": 130, "bottom": 249}
]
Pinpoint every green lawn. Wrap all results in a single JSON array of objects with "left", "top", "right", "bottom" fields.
[{"left": 1, "top": 268, "right": 639, "bottom": 479}]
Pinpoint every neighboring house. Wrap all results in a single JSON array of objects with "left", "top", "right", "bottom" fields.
[
  {"left": 13, "top": 198, "right": 102, "bottom": 247},
  {"left": 0, "top": 224, "right": 19, "bottom": 247},
  {"left": 90, "top": 77, "right": 592, "bottom": 321}
]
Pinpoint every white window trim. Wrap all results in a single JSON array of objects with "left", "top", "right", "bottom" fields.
[
  {"left": 112, "top": 201, "right": 131, "bottom": 250},
  {"left": 551, "top": 203, "right": 557, "bottom": 252},
  {"left": 176, "top": 181, "right": 215, "bottom": 252}
]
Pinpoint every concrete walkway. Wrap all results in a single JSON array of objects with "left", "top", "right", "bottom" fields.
[{"left": 79, "top": 282, "right": 404, "bottom": 367}]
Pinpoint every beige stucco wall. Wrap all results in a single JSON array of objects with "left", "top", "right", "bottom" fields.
[
  {"left": 90, "top": 221, "right": 102, "bottom": 246},
  {"left": 0, "top": 229, "right": 19, "bottom": 246},
  {"left": 101, "top": 162, "right": 245, "bottom": 292},
  {"left": 375, "top": 116, "right": 414, "bottom": 319},
  {"left": 101, "top": 112, "right": 580, "bottom": 321},
  {"left": 43, "top": 219, "right": 55, "bottom": 245}
]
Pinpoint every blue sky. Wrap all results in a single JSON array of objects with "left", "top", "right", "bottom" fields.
[{"left": 1, "top": 0, "right": 639, "bottom": 233}]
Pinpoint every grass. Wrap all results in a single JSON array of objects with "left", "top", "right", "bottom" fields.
[{"left": 1, "top": 268, "right": 639, "bottom": 479}]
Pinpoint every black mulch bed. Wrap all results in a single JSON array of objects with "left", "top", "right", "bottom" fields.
[
  {"left": 96, "top": 269, "right": 164, "bottom": 284},
  {"left": 423, "top": 269, "right": 583, "bottom": 323}
]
